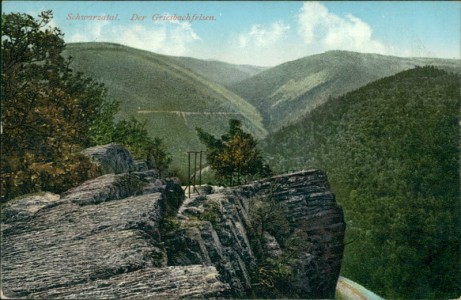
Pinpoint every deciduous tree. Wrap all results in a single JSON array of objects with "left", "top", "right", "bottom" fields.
[{"left": 1, "top": 11, "right": 106, "bottom": 200}]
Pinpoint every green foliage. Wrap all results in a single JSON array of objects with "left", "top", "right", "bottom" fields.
[
  {"left": 250, "top": 256, "right": 296, "bottom": 298},
  {"left": 1, "top": 11, "right": 105, "bottom": 201},
  {"left": 159, "top": 217, "right": 182, "bottom": 235},
  {"left": 112, "top": 118, "right": 150, "bottom": 157},
  {"left": 145, "top": 137, "right": 173, "bottom": 177},
  {"left": 1, "top": 11, "right": 172, "bottom": 202},
  {"left": 263, "top": 66, "right": 460, "bottom": 298},
  {"left": 87, "top": 97, "right": 120, "bottom": 146},
  {"left": 247, "top": 187, "right": 297, "bottom": 298},
  {"left": 249, "top": 194, "right": 290, "bottom": 245},
  {"left": 197, "top": 119, "right": 271, "bottom": 186}
]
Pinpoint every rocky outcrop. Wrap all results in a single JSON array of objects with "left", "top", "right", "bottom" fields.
[
  {"left": 168, "top": 192, "right": 256, "bottom": 298},
  {"left": 82, "top": 143, "right": 136, "bottom": 174},
  {"left": 1, "top": 145, "right": 345, "bottom": 299},
  {"left": 173, "top": 169, "right": 346, "bottom": 298},
  {"left": 239, "top": 170, "right": 345, "bottom": 298},
  {"left": 19, "top": 266, "right": 229, "bottom": 299},
  {"left": 1, "top": 172, "right": 182, "bottom": 298}
]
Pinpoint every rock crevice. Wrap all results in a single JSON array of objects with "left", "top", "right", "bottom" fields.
[{"left": 172, "top": 170, "right": 345, "bottom": 298}]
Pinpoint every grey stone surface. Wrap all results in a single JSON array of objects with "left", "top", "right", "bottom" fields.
[
  {"left": 28, "top": 266, "right": 229, "bottom": 299},
  {"left": 234, "top": 169, "right": 346, "bottom": 299},
  {"left": 1, "top": 165, "right": 344, "bottom": 299},
  {"left": 172, "top": 169, "right": 345, "bottom": 298},
  {"left": 134, "top": 159, "right": 148, "bottom": 172},
  {"left": 169, "top": 192, "right": 255, "bottom": 298},
  {"left": 60, "top": 170, "right": 165, "bottom": 206},
  {"left": 1, "top": 192, "right": 60, "bottom": 224},
  {"left": 82, "top": 143, "right": 136, "bottom": 174},
  {"left": 0, "top": 168, "right": 188, "bottom": 299},
  {"left": 261, "top": 232, "right": 283, "bottom": 258},
  {"left": 1, "top": 192, "right": 167, "bottom": 298}
]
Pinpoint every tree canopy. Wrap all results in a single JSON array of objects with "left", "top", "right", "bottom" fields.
[
  {"left": 197, "top": 119, "right": 271, "bottom": 186},
  {"left": 1, "top": 11, "right": 171, "bottom": 201},
  {"left": 1, "top": 11, "right": 106, "bottom": 200},
  {"left": 263, "top": 66, "right": 460, "bottom": 299}
]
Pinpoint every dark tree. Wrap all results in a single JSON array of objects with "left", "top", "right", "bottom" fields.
[
  {"left": 197, "top": 119, "right": 271, "bottom": 186},
  {"left": 1, "top": 11, "right": 174, "bottom": 202},
  {"left": 1, "top": 11, "right": 105, "bottom": 200}
]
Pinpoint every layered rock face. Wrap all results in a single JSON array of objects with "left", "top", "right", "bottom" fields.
[
  {"left": 1, "top": 144, "right": 345, "bottom": 299},
  {"left": 174, "top": 170, "right": 346, "bottom": 298},
  {"left": 1, "top": 171, "right": 220, "bottom": 299}
]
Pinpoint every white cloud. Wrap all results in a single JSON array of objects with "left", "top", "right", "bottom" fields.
[
  {"left": 239, "top": 21, "right": 290, "bottom": 48},
  {"left": 229, "top": 2, "right": 400, "bottom": 65},
  {"left": 68, "top": 16, "right": 200, "bottom": 56},
  {"left": 298, "top": 2, "right": 390, "bottom": 55},
  {"left": 298, "top": 2, "right": 328, "bottom": 44}
]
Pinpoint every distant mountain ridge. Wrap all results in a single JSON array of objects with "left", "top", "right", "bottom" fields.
[
  {"left": 171, "top": 56, "right": 267, "bottom": 87},
  {"left": 64, "top": 42, "right": 266, "bottom": 170},
  {"left": 229, "top": 50, "right": 461, "bottom": 132},
  {"left": 65, "top": 43, "right": 460, "bottom": 170}
]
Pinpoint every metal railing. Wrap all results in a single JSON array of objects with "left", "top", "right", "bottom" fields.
[{"left": 184, "top": 151, "right": 205, "bottom": 198}]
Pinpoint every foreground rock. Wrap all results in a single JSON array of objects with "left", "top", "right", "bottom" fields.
[
  {"left": 174, "top": 170, "right": 345, "bottom": 298},
  {"left": 27, "top": 266, "right": 228, "bottom": 299},
  {"left": 1, "top": 146, "right": 345, "bottom": 299},
  {"left": 1, "top": 171, "right": 186, "bottom": 298},
  {"left": 242, "top": 171, "right": 346, "bottom": 298}
]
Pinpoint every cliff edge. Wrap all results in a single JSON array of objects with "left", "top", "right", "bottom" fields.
[{"left": 1, "top": 144, "right": 345, "bottom": 299}]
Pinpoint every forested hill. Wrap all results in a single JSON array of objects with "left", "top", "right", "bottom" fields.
[
  {"left": 64, "top": 42, "right": 266, "bottom": 169},
  {"left": 262, "top": 66, "right": 460, "bottom": 299},
  {"left": 230, "top": 50, "right": 461, "bottom": 132}
]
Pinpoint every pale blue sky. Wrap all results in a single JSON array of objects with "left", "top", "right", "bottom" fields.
[{"left": 3, "top": 1, "right": 460, "bottom": 66}]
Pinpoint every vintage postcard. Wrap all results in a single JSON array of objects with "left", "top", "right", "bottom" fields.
[{"left": 1, "top": 1, "right": 460, "bottom": 299}]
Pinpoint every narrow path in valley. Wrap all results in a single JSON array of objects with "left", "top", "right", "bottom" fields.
[
  {"left": 138, "top": 110, "right": 241, "bottom": 115},
  {"left": 137, "top": 110, "right": 242, "bottom": 124}
]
